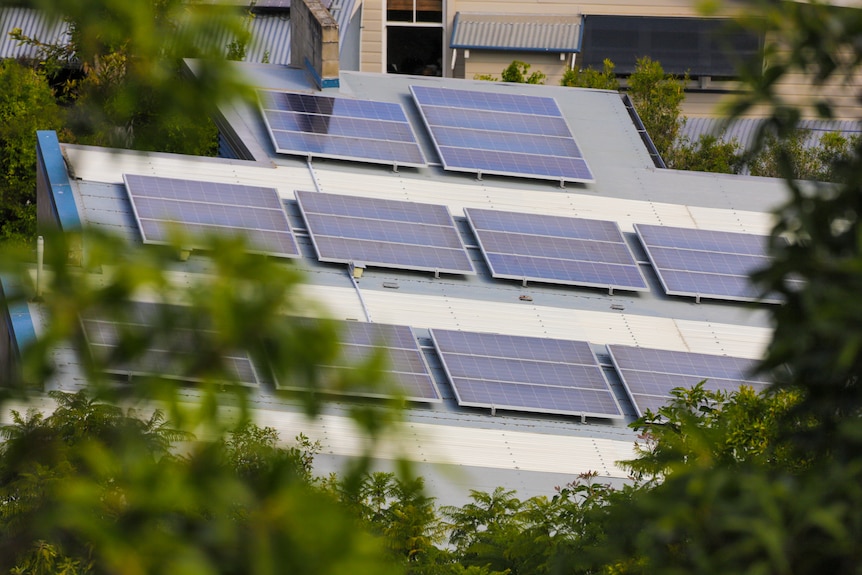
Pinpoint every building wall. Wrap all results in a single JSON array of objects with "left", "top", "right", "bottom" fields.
[
  {"left": 459, "top": 51, "right": 570, "bottom": 85},
  {"left": 360, "top": 0, "right": 384, "bottom": 72},
  {"left": 358, "top": 0, "right": 862, "bottom": 120}
]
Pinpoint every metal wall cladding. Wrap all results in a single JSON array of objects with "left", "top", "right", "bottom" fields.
[
  {"left": 0, "top": 7, "right": 71, "bottom": 60},
  {"left": 451, "top": 13, "right": 583, "bottom": 52}
]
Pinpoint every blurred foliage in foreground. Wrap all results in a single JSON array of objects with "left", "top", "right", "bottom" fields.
[{"left": 4, "top": 0, "right": 862, "bottom": 573}]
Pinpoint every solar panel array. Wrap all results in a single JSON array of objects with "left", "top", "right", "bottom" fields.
[
  {"left": 465, "top": 208, "right": 648, "bottom": 291},
  {"left": 430, "top": 329, "right": 623, "bottom": 418},
  {"left": 123, "top": 174, "right": 300, "bottom": 258},
  {"left": 410, "top": 85, "right": 594, "bottom": 183},
  {"left": 258, "top": 89, "right": 426, "bottom": 167},
  {"left": 295, "top": 190, "right": 475, "bottom": 275},
  {"left": 271, "top": 318, "right": 441, "bottom": 403},
  {"left": 80, "top": 302, "right": 260, "bottom": 386},
  {"left": 634, "top": 224, "right": 777, "bottom": 303},
  {"left": 607, "top": 344, "right": 770, "bottom": 417}
]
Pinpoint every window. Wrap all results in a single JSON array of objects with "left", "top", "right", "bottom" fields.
[{"left": 386, "top": 0, "right": 444, "bottom": 76}]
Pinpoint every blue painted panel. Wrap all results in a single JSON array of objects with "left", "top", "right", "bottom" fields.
[{"left": 37, "top": 131, "right": 82, "bottom": 231}]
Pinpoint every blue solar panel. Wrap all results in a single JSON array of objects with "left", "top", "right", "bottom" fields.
[
  {"left": 124, "top": 174, "right": 300, "bottom": 258},
  {"left": 635, "top": 224, "right": 780, "bottom": 303},
  {"left": 296, "top": 191, "right": 475, "bottom": 275},
  {"left": 410, "top": 85, "right": 594, "bottom": 184},
  {"left": 431, "top": 127, "right": 582, "bottom": 156},
  {"left": 431, "top": 329, "right": 622, "bottom": 418},
  {"left": 419, "top": 106, "right": 573, "bottom": 136},
  {"left": 410, "top": 86, "right": 564, "bottom": 116},
  {"left": 466, "top": 208, "right": 648, "bottom": 291},
  {"left": 258, "top": 90, "right": 427, "bottom": 168},
  {"left": 81, "top": 302, "right": 260, "bottom": 386},
  {"left": 272, "top": 318, "right": 441, "bottom": 402},
  {"left": 607, "top": 344, "right": 770, "bottom": 417}
]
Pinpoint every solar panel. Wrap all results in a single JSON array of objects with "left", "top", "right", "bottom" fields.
[
  {"left": 607, "top": 344, "right": 770, "bottom": 417},
  {"left": 410, "top": 85, "right": 594, "bottom": 184},
  {"left": 80, "top": 302, "right": 260, "bottom": 386},
  {"left": 465, "top": 208, "right": 648, "bottom": 292},
  {"left": 258, "top": 90, "right": 427, "bottom": 168},
  {"left": 635, "top": 224, "right": 779, "bottom": 304},
  {"left": 123, "top": 174, "right": 300, "bottom": 258},
  {"left": 271, "top": 318, "right": 441, "bottom": 403},
  {"left": 295, "top": 190, "right": 475, "bottom": 275},
  {"left": 430, "top": 329, "right": 622, "bottom": 418}
]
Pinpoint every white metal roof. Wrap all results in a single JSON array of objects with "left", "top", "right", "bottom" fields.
[{"left": 27, "top": 65, "right": 802, "bottom": 505}]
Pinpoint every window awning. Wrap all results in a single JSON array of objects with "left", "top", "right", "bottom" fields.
[{"left": 450, "top": 12, "right": 584, "bottom": 52}]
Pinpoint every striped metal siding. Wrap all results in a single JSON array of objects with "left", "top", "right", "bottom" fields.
[
  {"left": 0, "top": 7, "right": 70, "bottom": 60},
  {"left": 450, "top": 12, "right": 582, "bottom": 52},
  {"left": 247, "top": 13, "right": 292, "bottom": 64},
  {"left": 245, "top": 0, "right": 356, "bottom": 64},
  {"left": 682, "top": 117, "right": 862, "bottom": 153}
]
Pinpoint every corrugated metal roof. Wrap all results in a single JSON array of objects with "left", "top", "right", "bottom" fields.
[
  {"left": 247, "top": 13, "right": 292, "bottom": 64},
  {"left": 242, "top": 0, "right": 356, "bottom": 64},
  {"left": 450, "top": 12, "right": 583, "bottom": 52},
  {"left": 0, "top": 7, "right": 71, "bottom": 60},
  {"left": 682, "top": 116, "right": 862, "bottom": 153}
]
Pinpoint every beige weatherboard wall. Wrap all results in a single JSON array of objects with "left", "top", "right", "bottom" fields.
[{"left": 357, "top": 0, "right": 862, "bottom": 120}]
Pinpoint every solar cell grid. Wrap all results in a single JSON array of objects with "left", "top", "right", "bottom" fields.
[
  {"left": 297, "top": 191, "right": 454, "bottom": 226},
  {"left": 430, "top": 329, "right": 598, "bottom": 364},
  {"left": 260, "top": 91, "right": 409, "bottom": 121},
  {"left": 80, "top": 302, "right": 260, "bottom": 386},
  {"left": 125, "top": 175, "right": 284, "bottom": 209},
  {"left": 258, "top": 89, "right": 427, "bottom": 167},
  {"left": 295, "top": 191, "right": 475, "bottom": 275},
  {"left": 271, "top": 318, "right": 441, "bottom": 402},
  {"left": 431, "top": 126, "right": 582, "bottom": 156},
  {"left": 607, "top": 344, "right": 770, "bottom": 417},
  {"left": 303, "top": 213, "right": 466, "bottom": 248},
  {"left": 485, "top": 254, "right": 649, "bottom": 288},
  {"left": 419, "top": 106, "right": 572, "bottom": 136},
  {"left": 431, "top": 329, "right": 623, "bottom": 418},
  {"left": 636, "top": 224, "right": 767, "bottom": 255},
  {"left": 451, "top": 379, "right": 621, "bottom": 415},
  {"left": 271, "top": 131, "right": 426, "bottom": 165},
  {"left": 440, "top": 147, "right": 594, "bottom": 181},
  {"left": 647, "top": 246, "right": 770, "bottom": 276},
  {"left": 609, "top": 345, "right": 768, "bottom": 381},
  {"left": 133, "top": 197, "right": 289, "bottom": 231},
  {"left": 410, "top": 85, "right": 594, "bottom": 183},
  {"left": 264, "top": 111, "right": 418, "bottom": 142},
  {"left": 635, "top": 223, "right": 779, "bottom": 303},
  {"left": 467, "top": 209, "right": 624, "bottom": 242},
  {"left": 479, "top": 232, "right": 639, "bottom": 264},
  {"left": 124, "top": 174, "right": 300, "bottom": 259},
  {"left": 411, "top": 85, "right": 563, "bottom": 117},
  {"left": 465, "top": 208, "right": 648, "bottom": 291}
]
